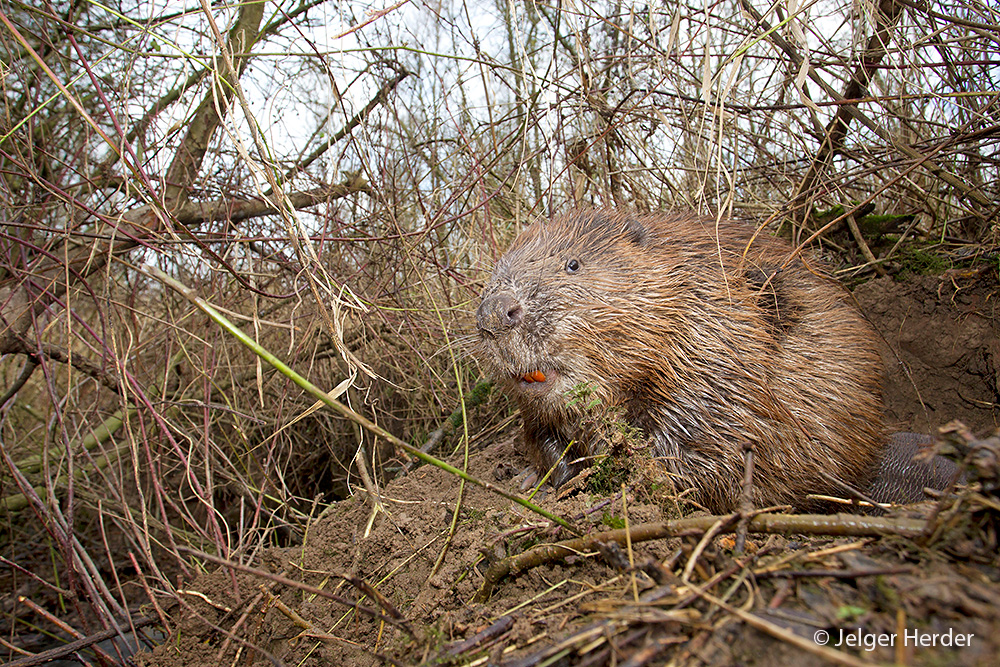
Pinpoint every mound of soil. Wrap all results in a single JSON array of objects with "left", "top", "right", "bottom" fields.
[
  {"left": 137, "top": 272, "right": 999, "bottom": 667},
  {"left": 857, "top": 273, "right": 998, "bottom": 435}
]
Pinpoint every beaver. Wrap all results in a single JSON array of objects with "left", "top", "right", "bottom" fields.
[{"left": 475, "top": 209, "right": 956, "bottom": 513}]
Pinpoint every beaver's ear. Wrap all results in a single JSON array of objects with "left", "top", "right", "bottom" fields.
[{"left": 621, "top": 216, "right": 650, "bottom": 246}]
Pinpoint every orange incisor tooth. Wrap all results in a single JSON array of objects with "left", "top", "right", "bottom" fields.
[{"left": 530, "top": 370, "right": 546, "bottom": 382}]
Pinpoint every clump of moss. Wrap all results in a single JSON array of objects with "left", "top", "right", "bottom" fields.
[
  {"left": 896, "top": 247, "right": 950, "bottom": 278},
  {"left": 446, "top": 380, "right": 493, "bottom": 430},
  {"left": 587, "top": 451, "right": 633, "bottom": 495},
  {"left": 586, "top": 412, "right": 649, "bottom": 495}
]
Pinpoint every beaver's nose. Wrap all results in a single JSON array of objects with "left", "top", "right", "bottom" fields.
[{"left": 476, "top": 292, "right": 523, "bottom": 336}]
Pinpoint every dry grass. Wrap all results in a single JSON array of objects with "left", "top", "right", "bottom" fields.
[{"left": 1, "top": 0, "right": 997, "bottom": 662}]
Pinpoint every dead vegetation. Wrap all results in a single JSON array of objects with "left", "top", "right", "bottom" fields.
[
  {"left": 1, "top": 0, "right": 998, "bottom": 665},
  {"left": 132, "top": 423, "right": 1000, "bottom": 667}
]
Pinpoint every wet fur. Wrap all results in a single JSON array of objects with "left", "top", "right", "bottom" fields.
[{"left": 476, "top": 210, "right": 885, "bottom": 512}]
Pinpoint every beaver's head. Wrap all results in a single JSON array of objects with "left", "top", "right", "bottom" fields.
[{"left": 475, "top": 210, "right": 688, "bottom": 415}]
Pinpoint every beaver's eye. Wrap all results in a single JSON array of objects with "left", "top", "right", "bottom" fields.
[{"left": 565, "top": 259, "right": 581, "bottom": 273}]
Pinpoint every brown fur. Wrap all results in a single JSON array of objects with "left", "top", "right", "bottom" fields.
[{"left": 475, "top": 209, "right": 886, "bottom": 513}]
